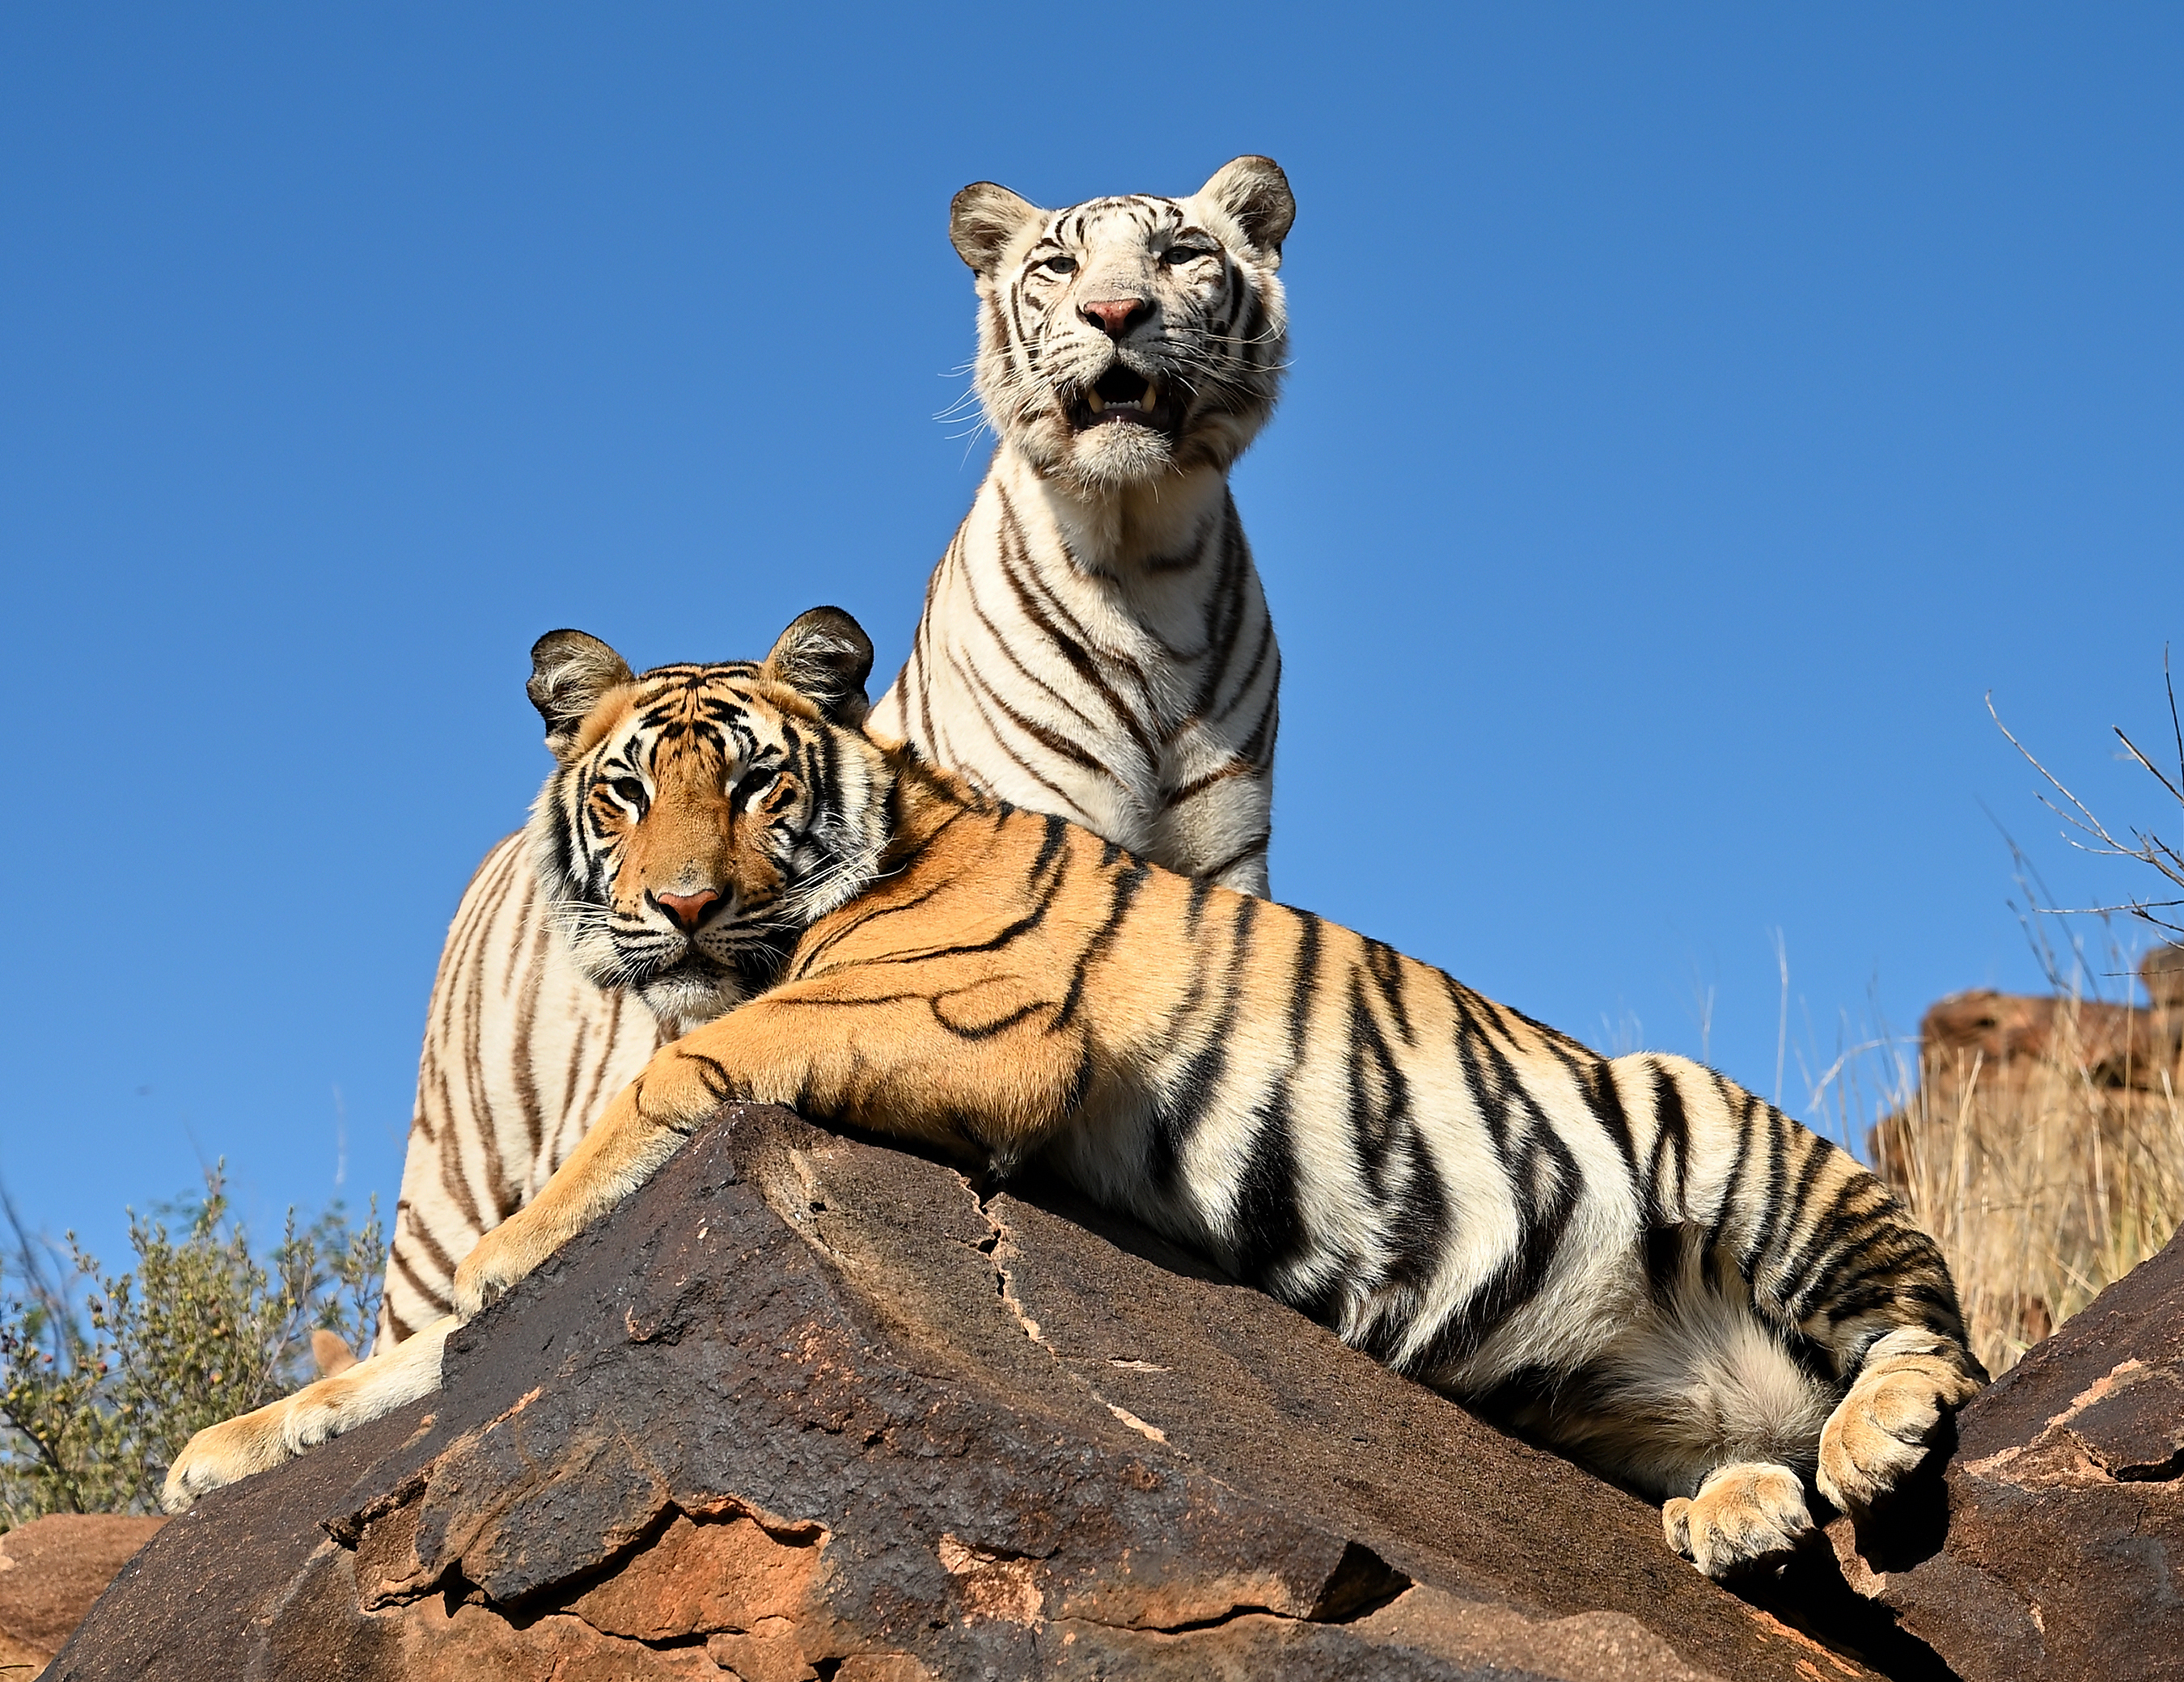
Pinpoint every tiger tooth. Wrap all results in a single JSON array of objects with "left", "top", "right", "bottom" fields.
[
  {"left": 1087, "top": 388, "right": 1106, "bottom": 413},
  {"left": 1142, "top": 378, "right": 1158, "bottom": 411}
]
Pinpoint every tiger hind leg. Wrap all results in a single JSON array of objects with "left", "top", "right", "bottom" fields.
[
  {"left": 1506, "top": 1240, "right": 1835, "bottom": 1578},
  {"left": 1661, "top": 1329, "right": 1980, "bottom": 1575},
  {"left": 1589, "top": 1311, "right": 1832, "bottom": 1578},
  {"left": 161, "top": 1316, "right": 453, "bottom": 1511},
  {"left": 1818, "top": 1326, "right": 1985, "bottom": 1514},
  {"left": 1662, "top": 1462, "right": 1813, "bottom": 1578}
]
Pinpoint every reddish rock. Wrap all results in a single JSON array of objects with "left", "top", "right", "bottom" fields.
[
  {"left": 1915, "top": 983, "right": 2183, "bottom": 1093},
  {"left": 1831, "top": 1223, "right": 2184, "bottom": 1680},
  {"left": 53, "top": 1106, "right": 1919, "bottom": 1681},
  {"left": 0, "top": 1514, "right": 167, "bottom": 1676}
]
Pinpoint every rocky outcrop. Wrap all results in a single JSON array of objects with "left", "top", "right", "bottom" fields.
[
  {"left": 0, "top": 1515, "right": 166, "bottom": 1676},
  {"left": 51, "top": 1105, "right": 1912, "bottom": 1682},
  {"left": 1875, "top": 943, "right": 2184, "bottom": 1177},
  {"left": 1830, "top": 1223, "right": 2184, "bottom": 1682},
  {"left": 1907, "top": 957, "right": 2184, "bottom": 1098}
]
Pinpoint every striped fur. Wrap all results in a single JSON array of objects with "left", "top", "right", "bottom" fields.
[
  {"left": 869, "top": 154, "right": 1290, "bottom": 886},
  {"left": 382, "top": 832, "right": 663, "bottom": 1336},
  {"left": 174, "top": 618, "right": 1985, "bottom": 1581},
  {"left": 376, "top": 158, "right": 1293, "bottom": 1342}
]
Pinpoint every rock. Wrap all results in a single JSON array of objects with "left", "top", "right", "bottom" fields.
[
  {"left": 1911, "top": 978, "right": 2183, "bottom": 1098},
  {"left": 2144, "top": 943, "right": 2184, "bottom": 1012},
  {"left": 1830, "top": 1222, "right": 2184, "bottom": 1681},
  {"left": 53, "top": 1105, "right": 1918, "bottom": 1682},
  {"left": 0, "top": 1514, "right": 167, "bottom": 1676},
  {"left": 1875, "top": 949, "right": 2184, "bottom": 1166}
]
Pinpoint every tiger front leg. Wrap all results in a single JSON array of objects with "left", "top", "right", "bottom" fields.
[
  {"left": 451, "top": 974, "right": 1088, "bottom": 1319},
  {"left": 1818, "top": 1327, "right": 1985, "bottom": 1515},
  {"left": 451, "top": 1041, "right": 730, "bottom": 1319}
]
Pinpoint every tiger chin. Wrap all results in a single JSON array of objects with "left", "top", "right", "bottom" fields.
[{"left": 165, "top": 609, "right": 1986, "bottom": 1586}]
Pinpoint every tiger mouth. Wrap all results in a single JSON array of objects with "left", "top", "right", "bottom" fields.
[
  {"left": 624, "top": 929, "right": 792, "bottom": 989},
  {"left": 626, "top": 949, "right": 720, "bottom": 984},
  {"left": 1069, "top": 366, "right": 1179, "bottom": 434}
]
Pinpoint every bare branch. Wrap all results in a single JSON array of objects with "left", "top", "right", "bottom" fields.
[{"left": 1991, "top": 666, "right": 2184, "bottom": 944}]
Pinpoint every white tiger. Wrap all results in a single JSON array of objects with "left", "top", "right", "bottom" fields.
[{"left": 374, "top": 157, "right": 1297, "bottom": 1345}]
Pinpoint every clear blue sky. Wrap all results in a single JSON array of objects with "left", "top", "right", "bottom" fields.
[{"left": 4, "top": 5, "right": 2179, "bottom": 1270}]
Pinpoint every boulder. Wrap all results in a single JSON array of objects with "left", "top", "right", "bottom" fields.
[
  {"left": 49, "top": 1104, "right": 1915, "bottom": 1682},
  {"left": 1831, "top": 1222, "right": 2184, "bottom": 1682},
  {"left": 0, "top": 1514, "right": 167, "bottom": 1676}
]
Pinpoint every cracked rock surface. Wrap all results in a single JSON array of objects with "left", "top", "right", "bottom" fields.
[
  {"left": 1830, "top": 1223, "right": 2184, "bottom": 1682},
  {"left": 55, "top": 1105, "right": 1894, "bottom": 1681}
]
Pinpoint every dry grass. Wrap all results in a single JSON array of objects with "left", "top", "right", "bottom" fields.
[
  {"left": 1871, "top": 989, "right": 2184, "bottom": 1377},
  {"left": 1886, "top": 662, "right": 2184, "bottom": 1376}
]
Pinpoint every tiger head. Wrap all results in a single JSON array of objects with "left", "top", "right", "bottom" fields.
[
  {"left": 950, "top": 156, "right": 1294, "bottom": 492},
  {"left": 524, "top": 608, "right": 893, "bottom": 1037}
]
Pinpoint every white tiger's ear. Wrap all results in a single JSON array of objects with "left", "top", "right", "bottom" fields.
[
  {"left": 950, "top": 181, "right": 1043, "bottom": 277},
  {"left": 764, "top": 606, "right": 874, "bottom": 728},
  {"left": 1196, "top": 156, "right": 1295, "bottom": 260},
  {"left": 528, "top": 630, "right": 635, "bottom": 761}
]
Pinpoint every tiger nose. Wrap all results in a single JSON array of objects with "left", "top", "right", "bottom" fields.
[
  {"left": 652, "top": 888, "right": 722, "bottom": 930},
  {"left": 1079, "top": 295, "right": 1151, "bottom": 339}
]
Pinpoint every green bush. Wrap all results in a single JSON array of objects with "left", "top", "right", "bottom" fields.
[{"left": 0, "top": 1168, "right": 383, "bottom": 1525}]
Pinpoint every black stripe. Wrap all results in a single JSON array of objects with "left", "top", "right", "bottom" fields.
[
  {"left": 1054, "top": 858, "right": 1149, "bottom": 1029},
  {"left": 1149, "top": 897, "right": 1260, "bottom": 1191}
]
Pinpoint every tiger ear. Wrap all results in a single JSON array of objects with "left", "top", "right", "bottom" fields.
[
  {"left": 950, "top": 181, "right": 1043, "bottom": 277},
  {"left": 528, "top": 630, "right": 635, "bottom": 761},
  {"left": 764, "top": 606, "right": 874, "bottom": 728},
  {"left": 1196, "top": 156, "right": 1295, "bottom": 260}
]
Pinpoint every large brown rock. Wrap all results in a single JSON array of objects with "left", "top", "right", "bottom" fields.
[
  {"left": 53, "top": 1106, "right": 1919, "bottom": 1682},
  {"left": 1831, "top": 1223, "right": 2184, "bottom": 1681},
  {"left": 0, "top": 1514, "right": 167, "bottom": 1676}
]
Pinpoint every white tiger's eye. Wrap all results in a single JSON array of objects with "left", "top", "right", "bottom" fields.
[{"left": 1039, "top": 254, "right": 1077, "bottom": 276}]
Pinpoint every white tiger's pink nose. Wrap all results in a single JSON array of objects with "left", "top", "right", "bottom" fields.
[{"left": 1080, "top": 295, "right": 1151, "bottom": 338}]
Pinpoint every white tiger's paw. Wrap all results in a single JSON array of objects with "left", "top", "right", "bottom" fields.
[
  {"left": 1662, "top": 1461, "right": 1813, "bottom": 1580},
  {"left": 159, "top": 1319, "right": 454, "bottom": 1512},
  {"left": 1817, "top": 1338, "right": 1981, "bottom": 1513},
  {"left": 161, "top": 1399, "right": 298, "bottom": 1511}
]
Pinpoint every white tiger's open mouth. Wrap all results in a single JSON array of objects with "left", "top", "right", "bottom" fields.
[{"left": 1068, "top": 365, "right": 1180, "bottom": 435}]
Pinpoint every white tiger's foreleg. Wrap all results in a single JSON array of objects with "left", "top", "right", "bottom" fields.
[{"left": 160, "top": 1316, "right": 453, "bottom": 1511}]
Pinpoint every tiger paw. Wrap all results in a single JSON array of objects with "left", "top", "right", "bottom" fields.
[
  {"left": 161, "top": 1400, "right": 298, "bottom": 1511},
  {"left": 452, "top": 1212, "right": 562, "bottom": 1320},
  {"left": 1818, "top": 1329, "right": 1984, "bottom": 1513},
  {"left": 1663, "top": 1461, "right": 1814, "bottom": 1579}
]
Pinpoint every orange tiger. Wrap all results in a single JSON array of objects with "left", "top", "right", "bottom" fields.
[{"left": 169, "top": 611, "right": 1984, "bottom": 1580}]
